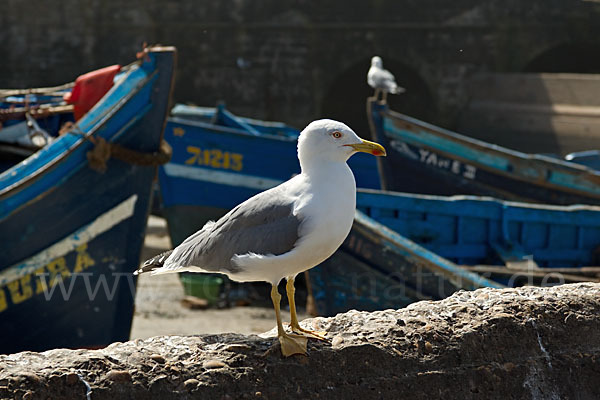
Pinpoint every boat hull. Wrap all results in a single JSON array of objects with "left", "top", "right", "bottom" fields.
[
  {"left": 0, "top": 48, "right": 175, "bottom": 354},
  {"left": 309, "top": 211, "right": 500, "bottom": 317},
  {"left": 378, "top": 138, "right": 599, "bottom": 204},
  {"left": 310, "top": 188, "right": 600, "bottom": 316},
  {"left": 369, "top": 99, "right": 600, "bottom": 205}
]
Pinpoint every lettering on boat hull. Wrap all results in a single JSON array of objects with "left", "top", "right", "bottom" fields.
[{"left": 0, "top": 195, "right": 138, "bottom": 312}]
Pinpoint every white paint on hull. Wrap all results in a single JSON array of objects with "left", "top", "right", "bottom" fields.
[
  {"left": 163, "top": 163, "right": 283, "bottom": 190},
  {"left": 0, "top": 195, "right": 138, "bottom": 285}
]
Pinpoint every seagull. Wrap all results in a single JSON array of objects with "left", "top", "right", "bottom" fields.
[
  {"left": 368, "top": 56, "right": 405, "bottom": 102},
  {"left": 135, "top": 119, "right": 386, "bottom": 356}
]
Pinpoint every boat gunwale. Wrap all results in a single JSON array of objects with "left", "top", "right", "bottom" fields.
[
  {"left": 384, "top": 107, "right": 599, "bottom": 175},
  {"left": 171, "top": 104, "right": 296, "bottom": 130},
  {"left": 381, "top": 109, "right": 600, "bottom": 199},
  {"left": 168, "top": 116, "right": 299, "bottom": 143},
  {"left": 357, "top": 188, "right": 600, "bottom": 213},
  {"left": 353, "top": 210, "right": 504, "bottom": 290},
  {"left": 384, "top": 129, "right": 600, "bottom": 198},
  {"left": 0, "top": 66, "right": 155, "bottom": 200}
]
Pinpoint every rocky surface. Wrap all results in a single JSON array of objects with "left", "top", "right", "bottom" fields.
[{"left": 2, "top": 283, "right": 600, "bottom": 400}]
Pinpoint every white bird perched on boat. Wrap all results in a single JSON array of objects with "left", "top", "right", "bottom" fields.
[
  {"left": 368, "top": 56, "right": 405, "bottom": 102},
  {"left": 135, "top": 119, "right": 386, "bottom": 357}
]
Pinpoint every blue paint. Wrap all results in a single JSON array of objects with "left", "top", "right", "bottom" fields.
[
  {"left": 357, "top": 189, "right": 600, "bottom": 268},
  {"left": 311, "top": 187, "right": 600, "bottom": 315},
  {"left": 0, "top": 66, "right": 157, "bottom": 219},
  {"left": 355, "top": 211, "right": 504, "bottom": 288},
  {"left": 380, "top": 105, "right": 600, "bottom": 197},
  {"left": 0, "top": 48, "right": 175, "bottom": 353},
  {"left": 216, "top": 104, "right": 261, "bottom": 136},
  {"left": 384, "top": 118, "right": 513, "bottom": 171},
  {"left": 565, "top": 150, "right": 600, "bottom": 170},
  {"left": 159, "top": 104, "right": 381, "bottom": 211},
  {"left": 170, "top": 103, "right": 299, "bottom": 137},
  {"left": 308, "top": 204, "right": 503, "bottom": 316}
]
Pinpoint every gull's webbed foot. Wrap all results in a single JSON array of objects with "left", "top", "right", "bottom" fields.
[
  {"left": 278, "top": 332, "right": 308, "bottom": 357},
  {"left": 285, "top": 277, "right": 328, "bottom": 342},
  {"left": 291, "top": 324, "right": 328, "bottom": 341}
]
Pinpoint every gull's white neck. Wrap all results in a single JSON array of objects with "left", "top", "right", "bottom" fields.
[
  {"left": 299, "top": 157, "right": 355, "bottom": 187},
  {"left": 297, "top": 159, "right": 357, "bottom": 224}
]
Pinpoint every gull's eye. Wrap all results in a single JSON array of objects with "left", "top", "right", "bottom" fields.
[{"left": 332, "top": 131, "right": 342, "bottom": 139}]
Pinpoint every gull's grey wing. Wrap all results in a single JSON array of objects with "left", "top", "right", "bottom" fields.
[
  {"left": 167, "top": 185, "right": 303, "bottom": 273},
  {"left": 370, "top": 67, "right": 397, "bottom": 90}
]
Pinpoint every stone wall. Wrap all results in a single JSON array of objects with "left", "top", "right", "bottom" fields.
[
  {"left": 1, "top": 283, "right": 600, "bottom": 399},
  {"left": 458, "top": 73, "right": 600, "bottom": 154},
  {"left": 2, "top": 1, "right": 599, "bottom": 133}
]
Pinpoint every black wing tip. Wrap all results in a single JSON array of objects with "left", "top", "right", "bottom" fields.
[
  {"left": 134, "top": 250, "right": 173, "bottom": 275},
  {"left": 133, "top": 264, "right": 158, "bottom": 275}
]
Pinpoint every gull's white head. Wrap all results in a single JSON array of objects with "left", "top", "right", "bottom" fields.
[
  {"left": 297, "top": 119, "right": 386, "bottom": 170},
  {"left": 371, "top": 56, "right": 383, "bottom": 68}
]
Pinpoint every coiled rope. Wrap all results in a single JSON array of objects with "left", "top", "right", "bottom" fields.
[{"left": 60, "top": 121, "right": 172, "bottom": 173}]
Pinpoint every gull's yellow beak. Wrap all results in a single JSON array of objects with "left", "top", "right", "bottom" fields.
[{"left": 345, "top": 139, "right": 387, "bottom": 157}]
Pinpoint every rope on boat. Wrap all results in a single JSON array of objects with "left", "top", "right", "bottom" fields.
[
  {"left": 0, "top": 82, "right": 75, "bottom": 98},
  {"left": 88, "top": 137, "right": 172, "bottom": 172},
  {"left": 0, "top": 104, "right": 74, "bottom": 123},
  {"left": 60, "top": 121, "right": 172, "bottom": 173}
]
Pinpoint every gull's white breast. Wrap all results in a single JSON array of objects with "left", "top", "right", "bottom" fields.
[{"left": 230, "top": 163, "right": 357, "bottom": 284}]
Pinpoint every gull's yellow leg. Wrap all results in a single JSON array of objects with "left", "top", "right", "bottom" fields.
[
  {"left": 270, "top": 284, "right": 307, "bottom": 357},
  {"left": 374, "top": 87, "right": 381, "bottom": 102},
  {"left": 286, "top": 278, "right": 327, "bottom": 341}
]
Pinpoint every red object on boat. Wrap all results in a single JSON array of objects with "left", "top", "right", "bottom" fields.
[{"left": 64, "top": 65, "right": 121, "bottom": 121}]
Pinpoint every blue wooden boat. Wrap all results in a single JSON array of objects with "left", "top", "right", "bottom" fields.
[
  {"left": 309, "top": 189, "right": 600, "bottom": 316},
  {"left": 0, "top": 47, "right": 175, "bottom": 354},
  {"left": 368, "top": 98, "right": 600, "bottom": 205},
  {"left": 565, "top": 150, "right": 600, "bottom": 170},
  {"left": 158, "top": 103, "right": 381, "bottom": 245}
]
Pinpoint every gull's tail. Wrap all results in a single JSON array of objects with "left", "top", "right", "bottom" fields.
[
  {"left": 134, "top": 250, "right": 173, "bottom": 275},
  {"left": 390, "top": 85, "right": 406, "bottom": 94}
]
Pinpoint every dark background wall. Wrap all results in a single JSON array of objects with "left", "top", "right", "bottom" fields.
[{"left": 2, "top": 0, "right": 600, "bottom": 137}]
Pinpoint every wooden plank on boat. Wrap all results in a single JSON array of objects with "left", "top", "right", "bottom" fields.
[
  {"left": 462, "top": 264, "right": 600, "bottom": 275},
  {"left": 0, "top": 82, "right": 74, "bottom": 98},
  {"left": 460, "top": 264, "right": 600, "bottom": 283},
  {"left": 216, "top": 103, "right": 261, "bottom": 136},
  {"left": 367, "top": 97, "right": 600, "bottom": 206},
  {"left": 0, "top": 104, "right": 74, "bottom": 122},
  {"left": 309, "top": 210, "right": 504, "bottom": 316}
]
